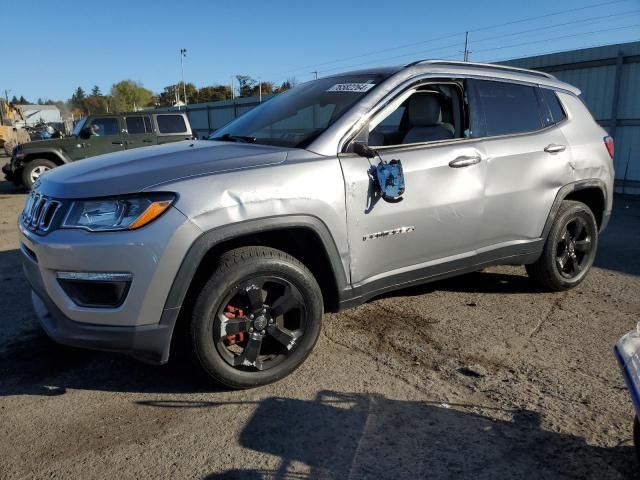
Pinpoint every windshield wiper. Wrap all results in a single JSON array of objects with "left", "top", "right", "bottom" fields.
[{"left": 210, "top": 133, "right": 256, "bottom": 143}]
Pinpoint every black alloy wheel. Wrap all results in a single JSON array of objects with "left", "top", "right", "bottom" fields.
[
  {"left": 555, "top": 216, "right": 594, "bottom": 279},
  {"left": 189, "top": 246, "right": 323, "bottom": 389},
  {"left": 215, "top": 277, "right": 307, "bottom": 371}
]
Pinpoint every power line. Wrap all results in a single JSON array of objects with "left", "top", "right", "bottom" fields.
[
  {"left": 473, "top": 24, "right": 640, "bottom": 55},
  {"left": 317, "top": 23, "right": 639, "bottom": 75},
  {"left": 269, "top": 0, "right": 632, "bottom": 77}
]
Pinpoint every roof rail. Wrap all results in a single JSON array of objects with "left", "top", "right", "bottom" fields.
[{"left": 406, "top": 60, "right": 555, "bottom": 80}]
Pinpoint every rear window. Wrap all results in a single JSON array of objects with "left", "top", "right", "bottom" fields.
[
  {"left": 156, "top": 115, "right": 187, "bottom": 134},
  {"left": 471, "top": 79, "right": 542, "bottom": 137},
  {"left": 539, "top": 88, "right": 566, "bottom": 126}
]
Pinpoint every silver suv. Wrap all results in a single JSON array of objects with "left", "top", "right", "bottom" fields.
[{"left": 19, "top": 61, "right": 614, "bottom": 388}]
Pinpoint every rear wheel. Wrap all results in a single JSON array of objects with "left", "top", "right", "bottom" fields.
[
  {"left": 22, "top": 159, "right": 57, "bottom": 189},
  {"left": 526, "top": 200, "right": 598, "bottom": 291},
  {"left": 189, "top": 246, "right": 323, "bottom": 389}
]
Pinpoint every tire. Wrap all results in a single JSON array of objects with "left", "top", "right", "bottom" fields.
[
  {"left": 22, "top": 159, "right": 57, "bottom": 189},
  {"left": 189, "top": 246, "right": 323, "bottom": 389},
  {"left": 526, "top": 200, "right": 598, "bottom": 291}
]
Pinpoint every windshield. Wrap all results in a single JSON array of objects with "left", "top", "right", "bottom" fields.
[
  {"left": 72, "top": 117, "right": 87, "bottom": 136},
  {"left": 209, "top": 73, "right": 390, "bottom": 148}
]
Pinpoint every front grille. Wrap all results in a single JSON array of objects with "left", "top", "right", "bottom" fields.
[{"left": 21, "top": 191, "right": 61, "bottom": 233}]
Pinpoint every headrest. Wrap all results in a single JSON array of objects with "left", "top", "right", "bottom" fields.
[{"left": 407, "top": 93, "right": 442, "bottom": 127}]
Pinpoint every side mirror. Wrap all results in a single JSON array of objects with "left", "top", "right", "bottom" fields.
[
  {"left": 374, "top": 160, "right": 405, "bottom": 202},
  {"left": 79, "top": 127, "right": 92, "bottom": 140},
  {"left": 353, "top": 142, "right": 376, "bottom": 158}
]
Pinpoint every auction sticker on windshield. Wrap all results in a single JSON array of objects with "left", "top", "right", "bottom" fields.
[{"left": 327, "top": 83, "right": 376, "bottom": 92}]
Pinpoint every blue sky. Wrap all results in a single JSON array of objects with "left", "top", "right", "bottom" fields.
[{"left": 6, "top": 0, "right": 640, "bottom": 101}]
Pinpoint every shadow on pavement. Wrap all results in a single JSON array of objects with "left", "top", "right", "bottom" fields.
[{"left": 136, "top": 391, "right": 635, "bottom": 479}]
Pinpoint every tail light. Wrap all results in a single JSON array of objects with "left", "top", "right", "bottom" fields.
[{"left": 604, "top": 136, "right": 614, "bottom": 159}]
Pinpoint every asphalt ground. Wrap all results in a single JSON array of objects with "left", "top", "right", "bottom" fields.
[{"left": 1, "top": 163, "right": 639, "bottom": 479}]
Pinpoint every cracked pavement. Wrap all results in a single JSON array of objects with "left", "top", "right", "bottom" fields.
[{"left": 1, "top": 164, "right": 639, "bottom": 479}]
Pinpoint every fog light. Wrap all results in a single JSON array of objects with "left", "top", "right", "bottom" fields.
[{"left": 56, "top": 271, "right": 132, "bottom": 308}]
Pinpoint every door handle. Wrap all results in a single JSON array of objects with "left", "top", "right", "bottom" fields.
[
  {"left": 142, "top": 139, "right": 153, "bottom": 143},
  {"left": 544, "top": 144, "right": 566, "bottom": 153},
  {"left": 112, "top": 141, "right": 123, "bottom": 146},
  {"left": 449, "top": 155, "right": 481, "bottom": 168}
]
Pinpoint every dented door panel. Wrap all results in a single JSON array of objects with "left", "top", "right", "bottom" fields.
[{"left": 340, "top": 141, "right": 487, "bottom": 285}]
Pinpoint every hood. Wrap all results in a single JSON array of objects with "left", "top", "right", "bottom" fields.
[
  {"left": 23, "top": 137, "right": 76, "bottom": 150},
  {"left": 36, "top": 140, "right": 290, "bottom": 199}
]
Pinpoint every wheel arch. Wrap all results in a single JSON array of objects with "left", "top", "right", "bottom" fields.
[
  {"left": 162, "top": 216, "right": 348, "bottom": 330},
  {"left": 542, "top": 179, "right": 608, "bottom": 239},
  {"left": 23, "top": 148, "right": 69, "bottom": 166}
]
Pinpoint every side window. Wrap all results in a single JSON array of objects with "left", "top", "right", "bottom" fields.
[
  {"left": 469, "top": 80, "right": 542, "bottom": 137},
  {"left": 88, "top": 117, "right": 120, "bottom": 136},
  {"left": 125, "top": 116, "right": 150, "bottom": 134},
  {"left": 156, "top": 115, "right": 187, "bottom": 134},
  {"left": 367, "top": 83, "right": 463, "bottom": 147},
  {"left": 539, "top": 88, "right": 566, "bottom": 127}
]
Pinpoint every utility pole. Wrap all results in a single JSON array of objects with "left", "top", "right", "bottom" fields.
[
  {"left": 463, "top": 32, "right": 470, "bottom": 62},
  {"left": 312, "top": 70, "right": 318, "bottom": 80},
  {"left": 258, "top": 77, "right": 262, "bottom": 103},
  {"left": 180, "top": 48, "right": 188, "bottom": 108},
  {"left": 230, "top": 76, "right": 234, "bottom": 100}
]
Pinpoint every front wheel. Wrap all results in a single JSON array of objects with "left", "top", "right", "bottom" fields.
[
  {"left": 189, "top": 246, "right": 323, "bottom": 389},
  {"left": 22, "top": 159, "right": 57, "bottom": 189},
  {"left": 526, "top": 200, "right": 598, "bottom": 291}
]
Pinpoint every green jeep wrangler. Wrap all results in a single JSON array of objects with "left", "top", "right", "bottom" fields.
[{"left": 3, "top": 111, "right": 193, "bottom": 189}]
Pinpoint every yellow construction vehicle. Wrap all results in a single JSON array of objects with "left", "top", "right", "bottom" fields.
[{"left": 0, "top": 100, "right": 30, "bottom": 156}]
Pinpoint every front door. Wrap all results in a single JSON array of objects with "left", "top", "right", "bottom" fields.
[
  {"left": 81, "top": 116, "right": 125, "bottom": 158},
  {"left": 340, "top": 83, "right": 487, "bottom": 288}
]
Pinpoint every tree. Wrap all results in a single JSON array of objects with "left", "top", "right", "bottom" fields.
[
  {"left": 197, "top": 84, "right": 232, "bottom": 103},
  {"left": 275, "top": 78, "right": 295, "bottom": 93},
  {"left": 235, "top": 75, "right": 257, "bottom": 97},
  {"left": 85, "top": 95, "right": 110, "bottom": 114},
  {"left": 157, "top": 82, "right": 198, "bottom": 106},
  {"left": 10, "top": 95, "right": 18, "bottom": 104},
  {"left": 91, "top": 85, "right": 102, "bottom": 97},
  {"left": 248, "top": 81, "right": 274, "bottom": 97},
  {"left": 110, "top": 80, "right": 153, "bottom": 112},
  {"left": 18, "top": 95, "right": 28, "bottom": 104},
  {"left": 70, "top": 87, "right": 87, "bottom": 112}
]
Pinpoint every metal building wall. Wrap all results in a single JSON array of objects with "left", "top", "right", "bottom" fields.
[{"left": 502, "top": 41, "right": 640, "bottom": 194}]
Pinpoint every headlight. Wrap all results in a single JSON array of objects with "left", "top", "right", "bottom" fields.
[{"left": 62, "top": 194, "right": 175, "bottom": 232}]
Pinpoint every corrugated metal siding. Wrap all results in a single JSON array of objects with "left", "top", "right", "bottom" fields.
[
  {"left": 503, "top": 41, "right": 640, "bottom": 191},
  {"left": 616, "top": 126, "right": 640, "bottom": 184},
  {"left": 618, "top": 61, "right": 640, "bottom": 120},
  {"left": 553, "top": 66, "right": 616, "bottom": 119}
]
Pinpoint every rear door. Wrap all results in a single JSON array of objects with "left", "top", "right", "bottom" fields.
[
  {"left": 154, "top": 113, "right": 192, "bottom": 144},
  {"left": 124, "top": 115, "right": 156, "bottom": 150},
  {"left": 81, "top": 116, "right": 125, "bottom": 158},
  {"left": 466, "top": 79, "right": 572, "bottom": 246}
]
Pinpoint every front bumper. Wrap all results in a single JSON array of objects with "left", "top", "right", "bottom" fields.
[
  {"left": 30, "top": 288, "right": 172, "bottom": 364},
  {"left": 19, "top": 206, "right": 202, "bottom": 363}
]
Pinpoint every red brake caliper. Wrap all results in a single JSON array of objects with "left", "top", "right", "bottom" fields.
[{"left": 223, "top": 305, "right": 246, "bottom": 345}]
